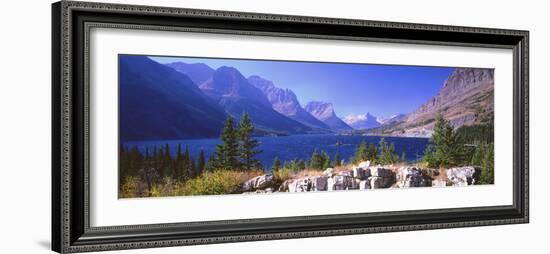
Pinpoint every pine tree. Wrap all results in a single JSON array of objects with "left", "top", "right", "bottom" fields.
[
  {"left": 197, "top": 150, "right": 206, "bottom": 174},
  {"left": 353, "top": 141, "right": 368, "bottom": 164},
  {"left": 423, "top": 115, "right": 465, "bottom": 168},
  {"left": 309, "top": 149, "right": 324, "bottom": 170},
  {"left": 479, "top": 143, "right": 494, "bottom": 184},
  {"left": 321, "top": 151, "right": 331, "bottom": 169},
  {"left": 334, "top": 151, "right": 341, "bottom": 166},
  {"left": 183, "top": 146, "right": 191, "bottom": 179},
  {"left": 379, "top": 138, "right": 399, "bottom": 165},
  {"left": 272, "top": 157, "right": 282, "bottom": 172},
  {"left": 162, "top": 144, "right": 173, "bottom": 178},
  {"left": 213, "top": 117, "right": 240, "bottom": 170},
  {"left": 367, "top": 143, "right": 378, "bottom": 163},
  {"left": 471, "top": 143, "right": 485, "bottom": 166},
  {"left": 238, "top": 112, "right": 262, "bottom": 171}
]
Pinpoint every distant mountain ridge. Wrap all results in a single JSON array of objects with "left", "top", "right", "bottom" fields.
[
  {"left": 304, "top": 101, "right": 353, "bottom": 131},
  {"left": 247, "top": 75, "right": 331, "bottom": 131},
  {"left": 343, "top": 113, "right": 381, "bottom": 130}
]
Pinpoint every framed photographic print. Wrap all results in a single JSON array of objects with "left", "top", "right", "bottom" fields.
[{"left": 52, "top": 1, "right": 529, "bottom": 253}]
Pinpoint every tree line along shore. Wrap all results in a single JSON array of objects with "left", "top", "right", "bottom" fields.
[{"left": 119, "top": 113, "right": 494, "bottom": 198}]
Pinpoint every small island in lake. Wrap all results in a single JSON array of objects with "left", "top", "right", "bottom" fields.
[{"left": 118, "top": 55, "right": 494, "bottom": 198}]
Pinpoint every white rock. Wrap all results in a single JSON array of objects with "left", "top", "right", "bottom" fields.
[
  {"left": 332, "top": 175, "right": 353, "bottom": 191},
  {"left": 396, "top": 167, "right": 427, "bottom": 188},
  {"left": 323, "top": 168, "right": 334, "bottom": 177},
  {"left": 290, "top": 178, "right": 312, "bottom": 192},
  {"left": 359, "top": 180, "right": 370, "bottom": 190},
  {"left": 432, "top": 180, "right": 447, "bottom": 187},
  {"left": 358, "top": 161, "right": 371, "bottom": 168},
  {"left": 446, "top": 166, "right": 478, "bottom": 186},
  {"left": 327, "top": 177, "right": 335, "bottom": 191},
  {"left": 242, "top": 174, "right": 275, "bottom": 191}
]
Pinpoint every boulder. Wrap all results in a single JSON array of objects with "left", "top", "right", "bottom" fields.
[
  {"left": 242, "top": 174, "right": 275, "bottom": 191},
  {"left": 358, "top": 161, "right": 371, "bottom": 168},
  {"left": 351, "top": 179, "right": 361, "bottom": 189},
  {"left": 330, "top": 175, "right": 353, "bottom": 191},
  {"left": 359, "top": 180, "right": 370, "bottom": 190},
  {"left": 369, "top": 167, "right": 392, "bottom": 178},
  {"left": 278, "top": 180, "right": 292, "bottom": 192},
  {"left": 396, "top": 167, "right": 429, "bottom": 188},
  {"left": 338, "top": 170, "right": 353, "bottom": 177},
  {"left": 327, "top": 177, "right": 335, "bottom": 191},
  {"left": 352, "top": 167, "right": 366, "bottom": 180},
  {"left": 289, "top": 178, "right": 312, "bottom": 192},
  {"left": 446, "top": 166, "right": 479, "bottom": 186},
  {"left": 311, "top": 176, "right": 328, "bottom": 191},
  {"left": 323, "top": 168, "right": 334, "bottom": 177},
  {"left": 369, "top": 176, "right": 394, "bottom": 189},
  {"left": 432, "top": 180, "right": 448, "bottom": 187}
]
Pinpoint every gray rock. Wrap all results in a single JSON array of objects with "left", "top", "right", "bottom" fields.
[
  {"left": 312, "top": 176, "right": 328, "bottom": 191},
  {"left": 242, "top": 174, "right": 275, "bottom": 191},
  {"left": 446, "top": 166, "right": 479, "bottom": 186},
  {"left": 278, "top": 180, "right": 292, "bottom": 192},
  {"left": 369, "top": 167, "right": 392, "bottom": 178},
  {"left": 359, "top": 180, "right": 370, "bottom": 190},
  {"left": 369, "top": 176, "right": 394, "bottom": 189},
  {"left": 289, "top": 178, "right": 312, "bottom": 192},
  {"left": 350, "top": 179, "right": 361, "bottom": 190},
  {"left": 330, "top": 175, "right": 353, "bottom": 191},
  {"left": 396, "top": 167, "right": 429, "bottom": 188},
  {"left": 352, "top": 167, "right": 366, "bottom": 180}
]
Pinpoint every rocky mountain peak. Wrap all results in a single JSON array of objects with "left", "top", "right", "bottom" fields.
[
  {"left": 164, "top": 61, "right": 214, "bottom": 85},
  {"left": 248, "top": 76, "right": 330, "bottom": 130}
]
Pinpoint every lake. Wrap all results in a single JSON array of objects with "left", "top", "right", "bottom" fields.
[{"left": 124, "top": 134, "right": 429, "bottom": 170}]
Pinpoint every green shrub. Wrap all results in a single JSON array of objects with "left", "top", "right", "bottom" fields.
[{"left": 175, "top": 170, "right": 262, "bottom": 196}]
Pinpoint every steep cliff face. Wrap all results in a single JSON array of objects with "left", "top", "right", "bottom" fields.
[
  {"left": 304, "top": 101, "right": 353, "bottom": 131},
  {"left": 199, "top": 67, "right": 312, "bottom": 134},
  {"left": 248, "top": 75, "right": 331, "bottom": 131},
  {"left": 374, "top": 68, "right": 494, "bottom": 137}
]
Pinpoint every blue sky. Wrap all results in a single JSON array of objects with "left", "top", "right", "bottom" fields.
[{"left": 150, "top": 56, "right": 454, "bottom": 118}]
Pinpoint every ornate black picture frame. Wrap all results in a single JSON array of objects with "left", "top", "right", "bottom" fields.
[{"left": 52, "top": 1, "right": 529, "bottom": 253}]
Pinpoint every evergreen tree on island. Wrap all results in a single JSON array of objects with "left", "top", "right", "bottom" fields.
[{"left": 238, "top": 112, "right": 262, "bottom": 171}]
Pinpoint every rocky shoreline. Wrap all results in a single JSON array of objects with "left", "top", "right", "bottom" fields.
[{"left": 241, "top": 161, "right": 481, "bottom": 194}]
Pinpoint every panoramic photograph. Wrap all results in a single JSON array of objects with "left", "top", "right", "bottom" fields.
[{"left": 118, "top": 54, "right": 495, "bottom": 198}]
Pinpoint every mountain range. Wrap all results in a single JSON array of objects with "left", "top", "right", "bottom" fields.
[
  {"left": 119, "top": 56, "right": 227, "bottom": 141},
  {"left": 247, "top": 75, "right": 331, "bottom": 131},
  {"left": 342, "top": 113, "right": 381, "bottom": 130},
  {"left": 366, "top": 68, "right": 494, "bottom": 137},
  {"left": 120, "top": 56, "right": 493, "bottom": 140},
  {"left": 304, "top": 101, "right": 353, "bottom": 131}
]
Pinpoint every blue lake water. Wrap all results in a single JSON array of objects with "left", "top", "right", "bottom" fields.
[{"left": 123, "top": 134, "right": 429, "bottom": 170}]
